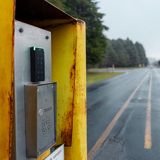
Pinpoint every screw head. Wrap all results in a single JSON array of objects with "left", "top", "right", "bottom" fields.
[
  {"left": 46, "top": 36, "right": 49, "bottom": 39},
  {"left": 19, "top": 28, "right": 23, "bottom": 33},
  {"left": 38, "top": 109, "right": 44, "bottom": 116}
]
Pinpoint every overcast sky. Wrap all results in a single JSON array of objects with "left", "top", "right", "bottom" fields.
[{"left": 98, "top": 0, "right": 160, "bottom": 59}]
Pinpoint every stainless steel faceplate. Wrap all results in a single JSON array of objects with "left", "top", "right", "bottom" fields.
[
  {"left": 25, "top": 83, "right": 56, "bottom": 158},
  {"left": 14, "top": 20, "right": 54, "bottom": 160}
]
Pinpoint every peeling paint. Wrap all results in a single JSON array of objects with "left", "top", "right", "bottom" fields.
[
  {"left": 61, "top": 60, "right": 76, "bottom": 146},
  {"left": 9, "top": 3, "right": 15, "bottom": 157},
  {"left": 61, "top": 109, "right": 74, "bottom": 146}
]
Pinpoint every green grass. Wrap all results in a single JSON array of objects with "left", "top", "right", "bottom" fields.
[
  {"left": 87, "top": 72, "right": 123, "bottom": 85},
  {"left": 114, "top": 67, "right": 139, "bottom": 70},
  {"left": 88, "top": 67, "right": 139, "bottom": 70}
]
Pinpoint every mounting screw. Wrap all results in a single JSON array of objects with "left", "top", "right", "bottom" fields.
[
  {"left": 46, "top": 36, "right": 49, "bottom": 40},
  {"left": 38, "top": 109, "right": 44, "bottom": 116},
  {"left": 19, "top": 28, "right": 23, "bottom": 33}
]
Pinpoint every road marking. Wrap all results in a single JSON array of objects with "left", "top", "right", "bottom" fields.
[
  {"left": 88, "top": 73, "right": 149, "bottom": 160},
  {"left": 144, "top": 72, "right": 152, "bottom": 149}
]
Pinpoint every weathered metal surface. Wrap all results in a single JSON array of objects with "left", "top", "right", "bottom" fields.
[
  {"left": 49, "top": 22, "right": 77, "bottom": 146},
  {"left": 0, "top": 0, "right": 15, "bottom": 159},
  {"left": 64, "top": 20, "right": 87, "bottom": 160}
]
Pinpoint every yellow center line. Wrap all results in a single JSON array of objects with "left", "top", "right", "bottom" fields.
[
  {"left": 144, "top": 72, "right": 152, "bottom": 149},
  {"left": 87, "top": 73, "right": 149, "bottom": 160}
]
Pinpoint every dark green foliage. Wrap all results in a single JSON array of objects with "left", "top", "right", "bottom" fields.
[
  {"left": 158, "top": 60, "right": 160, "bottom": 66},
  {"left": 47, "top": 0, "right": 64, "bottom": 9},
  {"left": 99, "top": 38, "right": 149, "bottom": 67}
]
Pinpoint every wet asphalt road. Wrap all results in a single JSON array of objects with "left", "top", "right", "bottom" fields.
[{"left": 87, "top": 68, "right": 160, "bottom": 160}]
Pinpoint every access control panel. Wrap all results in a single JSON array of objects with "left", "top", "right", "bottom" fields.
[
  {"left": 30, "top": 47, "right": 45, "bottom": 82},
  {"left": 14, "top": 21, "right": 56, "bottom": 160}
]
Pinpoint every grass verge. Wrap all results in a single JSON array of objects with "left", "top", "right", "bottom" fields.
[
  {"left": 87, "top": 72, "right": 123, "bottom": 85},
  {"left": 88, "top": 67, "right": 139, "bottom": 70}
]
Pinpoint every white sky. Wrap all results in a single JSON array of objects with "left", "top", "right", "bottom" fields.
[{"left": 98, "top": 0, "right": 160, "bottom": 59}]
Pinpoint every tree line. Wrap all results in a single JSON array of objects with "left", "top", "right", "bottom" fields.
[
  {"left": 48, "top": 0, "right": 148, "bottom": 68},
  {"left": 99, "top": 38, "right": 149, "bottom": 68}
]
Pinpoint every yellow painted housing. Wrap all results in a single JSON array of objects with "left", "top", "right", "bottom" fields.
[
  {"left": 51, "top": 20, "right": 87, "bottom": 160},
  {"left": 0, "top": 0, "right": 14, "bottom": 160},
  {"left": 0, "top": 1, "right": 87, "bottom": 159},
  {"left": 64, "top": 20, "right": 87, "bottom": 160}
]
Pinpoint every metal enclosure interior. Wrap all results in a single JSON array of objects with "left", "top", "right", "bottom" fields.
[
  {"left": 14, "top": 20, "right": 56, "bottom": 160},
  {"left": 25, "top": 83, "right": 56, "bottom": 158}
]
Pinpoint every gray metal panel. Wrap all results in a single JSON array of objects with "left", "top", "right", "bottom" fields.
[
  {"left": 14, "top": 20, "right": 52, "bottom": 160},
  {"left": 25, "top": 85, "right": 37, "bottom": 158},
  {"left": 37, "top": 84, "right": 56, "bottom": 153},
  {"left": 25, "top": 83, "right": 56, "bottom": 158}
]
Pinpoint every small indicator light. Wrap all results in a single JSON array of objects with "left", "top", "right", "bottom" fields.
[{"left": 33, "top": 47, "right": 44, "bottom": 51}]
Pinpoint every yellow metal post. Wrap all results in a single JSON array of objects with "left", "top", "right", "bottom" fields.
[
  {"left": 51, "top": 23, "right": 77, "bottom": 146},
  {"left": 64, "top": 20, "right": 87, "bottom": 160},
  {"left": 50, "top": 20, "right": 87, "bottom": 160},
  {"left": 0, "top": 0, "right": 15, "bottom": 159}
]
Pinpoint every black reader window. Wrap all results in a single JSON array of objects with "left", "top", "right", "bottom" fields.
[{"left": 30, "top": 47, "right": 45, "bottom": 82}]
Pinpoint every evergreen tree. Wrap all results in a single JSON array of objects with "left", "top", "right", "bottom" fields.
[
  {"left": 100, "top": 40, "right": 118, "bottom": 67},
  {"left": 135, "top": 42, "right": 148, "bottom": 65},
  {"left": 99, "top": 38, "right": 148, "bottom": 67}
]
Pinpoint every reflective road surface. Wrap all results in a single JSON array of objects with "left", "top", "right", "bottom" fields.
[{"left": 87, "top": 68, "right": 160, "bottom": 160}]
